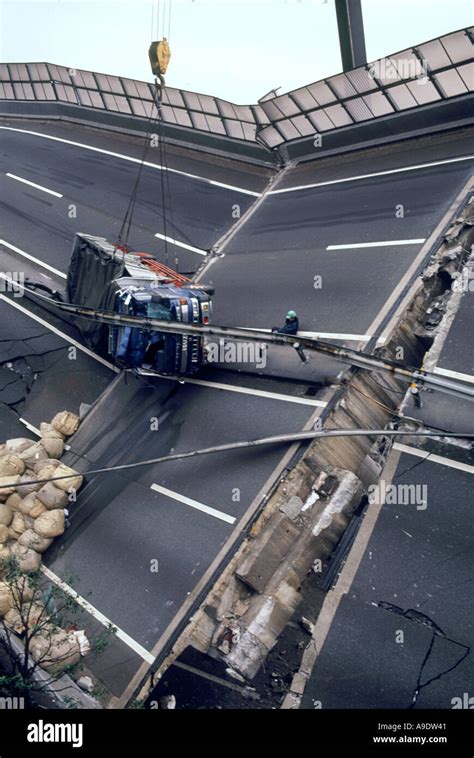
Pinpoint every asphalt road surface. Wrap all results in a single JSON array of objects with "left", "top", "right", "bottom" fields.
[
  {"left": 1, "top": 117, "right": 472, "bottom": 702},
  {"left": 301, "top": 269, "right": 473, "bottom": 709}
]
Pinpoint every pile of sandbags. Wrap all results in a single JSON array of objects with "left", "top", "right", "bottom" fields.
[
  {"left": 0, "top": 411, "right": 91, "bottom": 674},
  {"left": 0, "top": 412, "right": 83, "bottom": 579}
]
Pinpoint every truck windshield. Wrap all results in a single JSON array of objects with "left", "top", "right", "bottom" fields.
[{"left": 147, "top": 301, "right": 172, "bottom": 320}]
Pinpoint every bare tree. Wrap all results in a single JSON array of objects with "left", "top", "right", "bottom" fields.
[{"left": 0, "top": 556, "right": 114, "bottom": 708}]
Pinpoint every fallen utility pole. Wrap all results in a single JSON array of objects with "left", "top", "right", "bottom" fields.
[
  {"left": 1, "top": 429, "right": 472, "bottom": 490},
  {"left": 38, "top": 295, "right": 474, "bottom": 403}
]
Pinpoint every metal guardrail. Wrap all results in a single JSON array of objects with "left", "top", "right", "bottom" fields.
[
  {"left": 0, "top": 61, "right": 268, "bottom": 143},
  {"left": 257, "top": 26, "right": 473, "bottom": 148},
  {"left": 0, "top": 27, "right": 472, "bottom": 152}
]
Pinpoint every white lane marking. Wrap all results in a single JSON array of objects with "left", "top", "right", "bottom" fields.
[
  {"left": 184, "top": 377, "right": 327, "bottom": 407},
  {"left": 327, "top": 239, "right": 425, "bottom": 250},
  {"left": 138, "top": 368, "right": 326, "bottom": 406},
  {"left": 0, "top": 287, "right": 118, "bottom": 372},
  {"left": 269, "top": 155, "right": 474, "bottom": 195},
  {"left": 208, "top": 179, "right": 260, "bottom": 197},
  {"left": 151, "top": 483, "right": 236, "bottom": 524},
  {"left": 19, "top": 418, "right": 40, "bottom": 435},
  {"left": 0, "top": 239, "right": 67, "bottom": 279},
  {"left": 433, "top": 366, "right": 474, "bottom": 385},
  {"left": 41, "top": 565, "right": 154, "bottom": 664},
  {"left": 154, "top": 233, "right": 207, "bottom": 256},
  {"left": 394, "top": 443, "right": 474, "bottom": 474},
  {"left": 0, "top": 126, "right": 260, "bottom": 197},
  {"left": 245, "top": 326, "right": 372, "bottom": 342},
  {"left": 300, "top": 331, "right": 369, "bottom": 341},
  {"left": 5, "top": 172, "right": 63, "bottom": 198}
]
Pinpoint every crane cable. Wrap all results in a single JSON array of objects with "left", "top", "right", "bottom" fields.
[
  {"left": 115, "top": 98, "right": 160, "bottom": 250},
  {"left": 155, "top": 0, "right": 175, "bottom": 268},
  {"left": 117, "top": 0, "right": 174, "bottom": 255}
]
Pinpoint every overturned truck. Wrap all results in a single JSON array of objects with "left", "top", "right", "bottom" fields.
[{"left": 55, "top": 234, "right": 213, "bottom": 375}]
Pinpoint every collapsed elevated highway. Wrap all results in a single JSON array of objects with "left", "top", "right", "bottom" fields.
[{"left": 0, "top": 26, "right": 473, "bottom": 708}]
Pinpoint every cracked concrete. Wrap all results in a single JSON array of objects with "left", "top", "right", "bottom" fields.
[
  {"left": 373, "top": 601, "right": 471, "bottom": 708},
  {"left": 0, "top": 301, "right": 114, "bottom": 433}
]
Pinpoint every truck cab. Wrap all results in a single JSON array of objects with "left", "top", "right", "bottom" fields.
[{"left": 65, "top": 233, "right": 212, "bottom": 375}]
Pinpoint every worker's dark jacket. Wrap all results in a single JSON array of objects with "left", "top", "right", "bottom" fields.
[{"left": 277, "top": 317, "right": 299, "bottom": 335}]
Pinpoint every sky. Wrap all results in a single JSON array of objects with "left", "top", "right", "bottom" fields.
[{"left": 0, "top": 0, "right": 472, "bottom": 104}]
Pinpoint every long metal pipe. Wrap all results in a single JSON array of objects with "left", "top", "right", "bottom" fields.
[
  {"left": 0, "top": 429, "right": 471, "bottom": 490},
  {"left": 44, "top": 297, "right": 474, "bottom": 402}
]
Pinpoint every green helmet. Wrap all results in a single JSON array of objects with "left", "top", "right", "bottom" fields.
[{"left": 286, "top": 310, "right": 297, "bottom": 319}]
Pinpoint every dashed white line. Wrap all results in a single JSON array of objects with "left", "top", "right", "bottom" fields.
[
  {"left": 41, "top": 565, "right": 154, "bottom": 664},
  {"left": 433, "top": 366, "right": 474, "bottom": 385},
  {"left": 327, "top": 239, "right": 426, "bottom": 250},
  {"left": 0, "top": 239, "right": 67, "bottom": 279},
  {"left": 151, "top": 483, "right": 236, "bottom": 524},
  {"left": 0, "top": 126, "right": 260, "bottom": 197},
  {"left": 154, "top": 233, "right": 207, "bottom": 255},
  {"left": 5, "top": 172, "right": 63, "bottom": 198},
  {"left": 269, "top": 155, "right": 474, "bottom": 195},
  {"left": 394, "top": 443, "right": 474, "bottom": 474},
  {"left": 0, "top": 286, "right": 118, "bottom": 372}
]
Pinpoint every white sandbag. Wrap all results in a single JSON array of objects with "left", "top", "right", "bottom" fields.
[
  {"left": 52, "top": 464, "right": 83, "bottom": 493},
  {"left": 33, "top": 459, "right": 61, "bottom": 475},
  {"left": 17, "top": 470, "right": 43, "bottom": 498},
  {"left": 4, "top": 438, "right": 34, "bottom": 454},
  {"left": 4, "top": 602, "right": 48, "bottom": 634},
  {"left": 40, "top": 437, "right": 65, "bottom": 458},
  {"left": 0, "top": 582, "right": 13, "bottom": 616},
  {"left": 18, "top": 529, "right": 53, "bottom": 553},
  {"left": 36, "top": 482, "right": 68, "bottom": 510},
  {"left": 35, "top": 463, "right": 63, "bottom": 483},
  {"left": 0, "top": 475, "right": 20, "bottom": 499},
  {"left": 8, "top": 511, "right": 27, "bottom": 539},
  {"left": 33, "top": 509, "right": 65, "bottom": 538},
  {"left": 3, "top": 607, "right": 23, "bottom": 633},
  {"left": 30, "top": 627, "right": 81, "bottom": 674},
  {"left": 5, "top": 493, "right": 23, "bottom": 512},
  {"left": 73, "top": 630, "right": 91, "bottom": 656},
  {"left": 0, "top": 503, "right": 13, "bottom": 526},
  {"left": 0, "top": 544, "right": 12, "bottom": 564},
  {"left": 18, "top": 493, "right": 47, "bottom": 520},
  {"left": 51, "top": 411, "right": 80, "bottom": 437},
  {"left": 18, "top": 443, "right": 49, "bottom": 470},
  {"left": 11, "top": 543, "right": 41, "bottom": 572},
  {"left": 39, "top": 422, "right": 65, "bottom": 440},
  {"left": 35, "top": 465, "right": 61, "bottom": 485},
  {"left": 0, "top": 454, "right": 25, "bottom": 477},
  {"left": 23, "top": 514, "right": 34, "bottom": 530},
  {"left": 9, "top": 575, "right": 34, "bottom": 604}
]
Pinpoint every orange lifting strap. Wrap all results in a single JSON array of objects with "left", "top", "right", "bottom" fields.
[{"left": 135, "top": 252, "right": 191, "bottom": 287}]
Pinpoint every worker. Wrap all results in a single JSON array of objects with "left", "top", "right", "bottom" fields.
[{"left": 272, "top": 310, "right": 299, "bottom": 335}]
